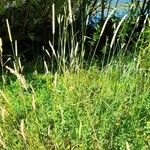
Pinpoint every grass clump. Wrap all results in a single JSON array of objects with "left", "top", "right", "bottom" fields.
[{"left": 0, "top": 59, "right": 150, "bottom": 149}]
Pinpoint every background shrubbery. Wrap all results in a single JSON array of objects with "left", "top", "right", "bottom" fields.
[{"left": 0, "top": 0, "right": 149, "bottom": 65}]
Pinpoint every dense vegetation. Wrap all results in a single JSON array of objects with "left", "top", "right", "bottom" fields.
[{"left": 0, "top": 0, "right": 150, "bottom": 149}]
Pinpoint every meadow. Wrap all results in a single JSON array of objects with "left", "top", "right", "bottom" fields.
[{"left": 0, "top": 0, "right": 150, "bottom": 149}]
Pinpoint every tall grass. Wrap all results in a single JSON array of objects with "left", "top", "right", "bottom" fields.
[
  {"left": 0, "top": 0, "right": 149, "bottom": 74},
  {"left": 0, "top": 57, "right": 150, "bottom": 149},
  {"left": 0, "top": 0, "right": 150, "bottom": 149}
]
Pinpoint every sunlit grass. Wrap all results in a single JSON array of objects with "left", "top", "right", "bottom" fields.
[
  {"left": 0, "top": 58, "right": 150, "bottom": 149},
  {"left": 0, "top": 1, "right": 150, "bottom": 149}
]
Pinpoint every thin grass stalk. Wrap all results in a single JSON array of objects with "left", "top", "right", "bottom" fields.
[
  {"left": 68, "top": 0, "right": 76, "bottom": 65},
  {"left": 79, "top": 2, "right": 88, "bottom": 66},
  {"left": 57, "top": 14, "right": 62, "bottom": 58},
  {"left": 90, "top": 8, "right": 116, "bottom": 66},
  {"left": 80, "top": 11, "right": 90, "bottom": 68},
  {"left": 14, "top": 40, "right": 23, "bottom": 73},
  {"left": 52, "top": 3, "right": 55, "bottom": 39},
  {"left": 32, "top": 94, "right": 36, "bottom": 110},
  {"left": 6, "top": 19, "right": 15, "bottom": 59},
  {"left": 78, "top": 121, "right": 82, "bottom": 140},
  {"left": 106, "top": 42, "right": 113, "bottom": 65},
  {"left": 80, "top": 36, "right": 86, "bottom": 66},
  {"left": 124, "top": 16, "right": 140, "bottom": 55},
  {"left": 110, "top": 14, "right": 127, "bottom": 49},
  {"left": 61, "top": 13, "right": 69, "bottom": 72},
  {"left": 126, "top": 141, "right": 131, "bottom": 150},
  {"left": 68, "top": 0, "right": 73, "bottom": 23},
  {"left": 5, "top": 66, "right": 27, "bottom": 90},
  {"left": 62, "top": 16, "right": 68, "bottom": 72},
  {"left": 134, "top": 14, "right": 149, "bottom": 53},
  {"left": 45, "top": 49, "right": 51, "bottom": 59},
  {"left": 29, "top": 84, "right": 36, "bottom": 110},
  {"left": 70, "top": 42, "right": 79, "bottom": 69},
  {"left": 102, "top": 38, "right": 109, "bottom": 67},
  {"left": 0, "top": 137, "right": 6, "bottom": 149},
  {"left": 42, "top": 46, "right": 49, "bottom": 74},
  {"left": 49, "top": 40, "right": 64, "bottom": 72},
  {"left": 106, "top": 15, "right": 127, "bottom": 64},
  {"left": 0, "top": 106, "right": 8, "bottom": 123},
  {"left": 0, "top": 38, "right": 3, "bottom": 75},
  {"left": 44, "top": 60, "right": 49, "bottom": 74},
  {"left": 52, "top": 4, "right": 55, "bottom": 46},
  {"left": 118, "top": 43, "right": 126, "bottom": 61},
  {"left": 49, "top": 40, "right": 57, "bottom": 72},
  {"left": 6, "top": 19, "right": 22, "bottom": 73},
  {"left": 20, "top": 119, "right": 26, "bottom": 143},
  {"left": 57, "top": 14, "right": 64, "bottom": 72},
  {"left": 49, "top": 40, "right": 57, "bottom": 59},
  {"left": 140, "top": 14, "right": 149, "bottom": 33},
  {"left": 51, "top": 3, "right": 55, "bottom": 72}
]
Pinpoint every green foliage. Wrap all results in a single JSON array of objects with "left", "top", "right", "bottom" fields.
[
  {"left": 0, "top": 2, "right": 149, "bottom": 149},
  {"left": 0, "top": 59, "right": 150, "bottom": 149},
  {"left": 137, "top": 21, "right": 150, "bottom": 71}
]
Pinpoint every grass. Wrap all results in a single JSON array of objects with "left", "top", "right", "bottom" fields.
[
  {"left": 0, "top": 58, "right": 150, "bottom": 149},
  {"left": 0, "top": 1, "right": 150, "bottom": 149}
]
